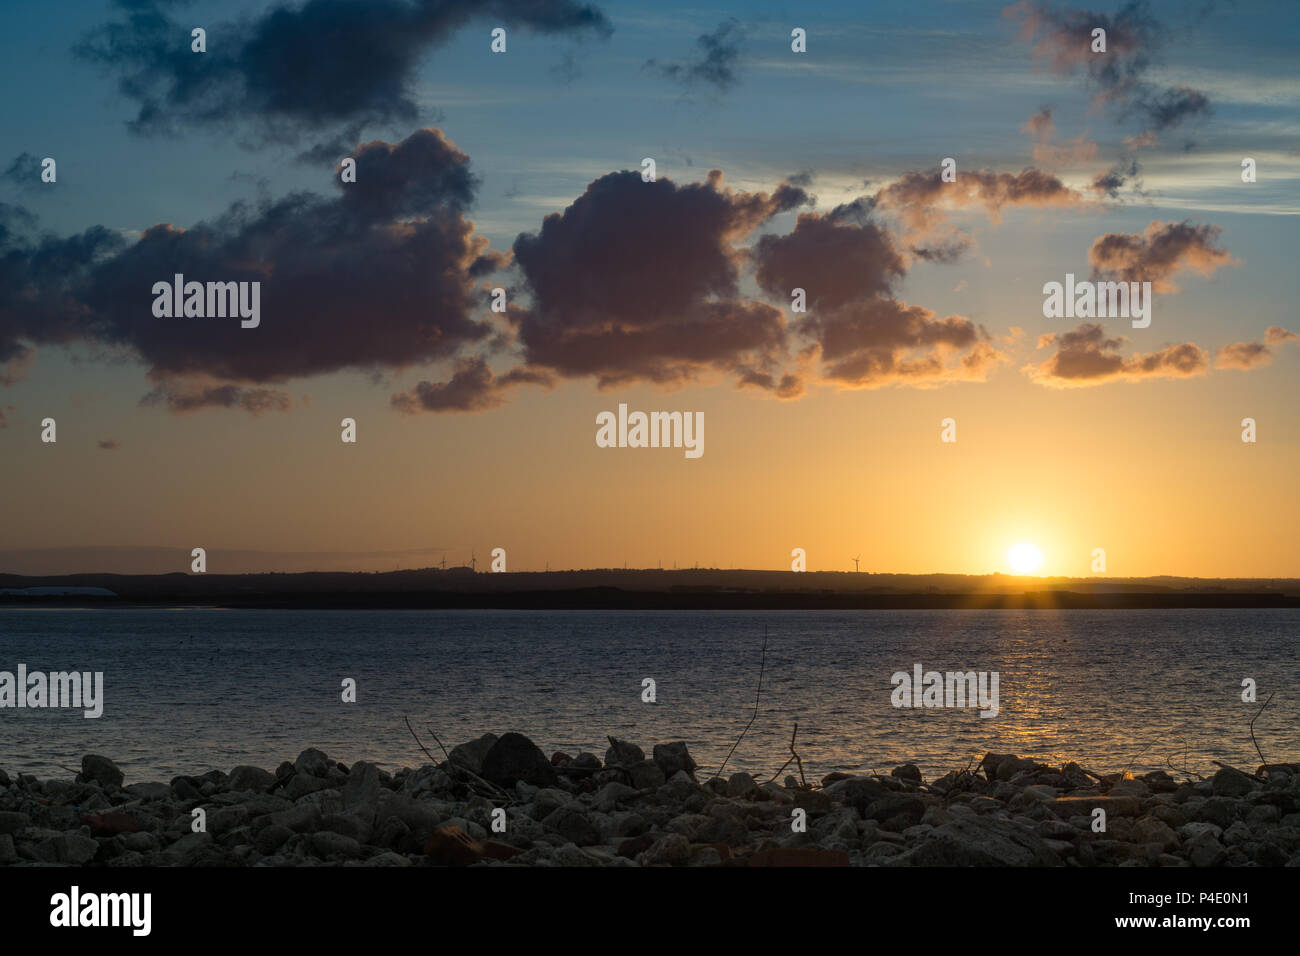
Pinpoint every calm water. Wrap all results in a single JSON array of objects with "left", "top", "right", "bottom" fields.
[{"left": 0, "top": 608, "right": 1296, "bottom": 783}]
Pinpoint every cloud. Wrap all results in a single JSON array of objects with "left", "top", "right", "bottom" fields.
[
  {"left": 391, "top": 356, "right": 553, "bottom": 413},
  {"left": 3, "top": 153, "right": 45, "bottom": 190},
  {"left": 874, "top": 166, "right": 1088, "bottom": 244},
  {"left": 1216, "top": 326, "right": 1298, "bottom": 370},
  {"left": 76, "top": 0, "right": 612, "bottom": 150},
  {"left": 139, "top": 380, "right": 295, "bottom": 415},
  {"left": 644, "top": 18, "right": 745, "bottom": 92},
  {"left": 0, "top": 128, "right": 507, "bottom": 411},
  {"left": 1027, "top": 322, "right": 1208, "bottom": 385},
  {"left": 1005, "top": 0, "right": 1211, "bottom": 134},
  {"left": 507, "top": 169, "right": 809, "bottom": 392},
  {"left": 1089, "top": 220, "right": 1235, "bottom": 292},
  {"left": 753, "top": 201, "right": 1007, "bottom": 390},
  {"left": 97, "top": 438, "right": 121, "bottom": 450},
  {"left": 1022, "top": 107, "right": 1098, "bottom": 167}
]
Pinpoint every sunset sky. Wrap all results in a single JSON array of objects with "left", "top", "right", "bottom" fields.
[{"left": 2, "top": 0, "right": 1297, "bottom": 577}]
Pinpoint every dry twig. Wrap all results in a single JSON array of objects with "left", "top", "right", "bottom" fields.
[{"left": 713, "top": 625, "right": 768, "bottom": 781}]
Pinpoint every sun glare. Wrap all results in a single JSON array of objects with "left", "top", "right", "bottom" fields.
[{"left": 1007, "top": 541, "right": 1043, "bottom": 575}]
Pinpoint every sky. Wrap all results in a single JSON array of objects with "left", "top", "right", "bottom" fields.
[{"left": 1, "top": 0, "right": 1297, "bottom": 577}]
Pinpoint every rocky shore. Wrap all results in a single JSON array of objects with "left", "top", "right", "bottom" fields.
[{"left": 2, "top": 733, "right": 1298, "bottom": 866}]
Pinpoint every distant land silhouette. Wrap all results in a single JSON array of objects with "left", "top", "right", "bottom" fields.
[{"left": 1, "top": 568, "right": 1297, "bottom": 609}]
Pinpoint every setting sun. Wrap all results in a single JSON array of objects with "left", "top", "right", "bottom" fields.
[{"left": 1007, "top": 542, "right": 1044, "bottom": 575}]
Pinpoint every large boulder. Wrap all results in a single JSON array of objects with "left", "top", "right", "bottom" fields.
[
  {"left": 899, "top": 816, "right": 1064, "bottom": 866},
  {"left": 448, "top": 734, "right": 499, "bottom": 776},
  {"left": 79, "top": 754, "right": 124, "bottom": 788},
  {"left": 652, "top": 742, "right": 697, "bottom": 779},
  {"left": 481, "top": 733, "right": 558, "bottom": 788}
]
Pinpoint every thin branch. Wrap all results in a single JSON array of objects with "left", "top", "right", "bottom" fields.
[
  {"left": 1249, "top": 692, "right": 1275, "bottom": 769},
  {"left": 713, "top": 625, "right": 768, "bottom": 781},
  {"left": 403, "top": 715, "right": 438, "bottom": 764},
  {"left": 426, "top": 724, "right": 452, "bottom": 762}
]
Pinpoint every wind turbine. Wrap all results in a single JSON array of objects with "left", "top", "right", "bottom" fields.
[{"left": 852, "top": 555, "right": 861, "bottom": 572}]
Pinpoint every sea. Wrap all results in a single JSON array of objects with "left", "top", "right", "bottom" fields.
[{"left": 1, "top": 607, "right": 1296, "bottom": 784}]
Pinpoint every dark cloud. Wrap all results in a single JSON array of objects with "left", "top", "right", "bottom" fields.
[
  {"left": 1089, "top": 219, "right": 1234, "bottom": 292},
  {"left": 1090, "top": 158, "right": 1141, "bottom": 198},
  {"left": 875, "top": 166, "right": 1087, "bottom": 244},
  {"left": 644, "top": 18, "right": 745, "bottom": 92},
  {"left": 1028, "top": 322, "right": 1208, "bottom": 385},
  {"left": 140, "top": 381, "right": 295, "bottom": 415},
  {"left": 0, "top": 128, "right": 506, "bottom": 411},
  {"left": 3, "top": 153, "right": 45, "bottom": 189},
  {"left": 754, "top": 201, "right": 1005, "bottom": 389},
  {"left": 76, "top": 0, "right": 612, "bottom": 148},
  {"left": 507, "top": 169, "right": 808, "bottom": 391},
  {"left": 391, "top": 357, "right": 552, "bottom": 412},
  {"left": 1005, "top": 1, "right": 1211, "bottom": 134}
]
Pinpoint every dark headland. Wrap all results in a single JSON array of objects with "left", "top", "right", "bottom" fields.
[{"left": 1, "top": 568, "right": 1298, "bottom": 609}]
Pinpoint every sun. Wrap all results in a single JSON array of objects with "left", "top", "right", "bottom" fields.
[{"left": 1007, "top": 541, "right": 1044, "bottom": 575}]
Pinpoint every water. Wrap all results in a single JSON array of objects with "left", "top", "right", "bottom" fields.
[{"left": 1, "top": 608, "right": 1296, "bottom": 783}]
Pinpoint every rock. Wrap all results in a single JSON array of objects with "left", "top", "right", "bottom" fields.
[
  {"left": 310, "top": 831, "right": 363, "bottom": 859},
  {"left": 617, "top": 833, "right": 656, "bottom": 858},
  {"left": 0, "top": 811, "right": 31, "bottom": 835},
  {"left": 160, "top": 832, "right": 213, "bottom": 865},
  {"left": 125, "top": 782, "right": 170, "bottom": 801},
  {"left": 605, "top": 737, "right": 645, "bottom": 768},
  {"left": 641, "top": 833, "right": 691, "bottom": 866},
  {"left": 1185, "top": 829, "right": 1227, "bottom": 867},
  {"left": 342, "top": 761, "right": 382, "bottom": 816},
  {"left": 544, "top": 807, "right": 601, "bottom": 846},
  {"left": 1133, "top": 817, "right": 1180, "bottom": 851},
  {"left": 793, "top": 789, "right": 833, "bottom": 813},
  {"left": 481, "top": 733, "right": 558, "bottom": 788},
  {"left": 903, "top": 816, "right": 1063, "bottom": 866},
  {"left": 747, "top": 847, "right": 850, "bottom": 867},
  {"left": 652, "top": 742, "right": 697, "bottom": 778},
  {"left": 727, "top": 772, "right": 759, "bottom": 798},
  {"left": 891, "top": 764, "right": 923, "bottom": 784},
  {"left": 448, "top": 734, "right": 498, "bottom": 775},
  {"left": 624, "top": 760, "right": 666, "bottom": 790},
  {"left": 294, "top": 748, "right": 331, "bottom": 778},
  {"left": 1211, "top": 768, "right": 1258, "bottom": 798},
  {"left": 285, "top": 774, "right": 331, "bottom": 800},
  {"left": 592, "top": 782, "right": 641, "bottom": 812},
  {"left": 228, "top": 765, "right": 276, "bottom": 791},
  {"left": 80, "top": 754, "right": 124, "bottom": 788},
  {"left": 0, "top": 835, "right": 16, "bottom": 865},
  {"left": 255, "top": 824, "right": 294, "bottom": 854},
  {"left": 425, "top": 825, "right": 484, "bottom": 866},
  {"left": 865, "top": 794, "right": 927, "bottom": 832}
]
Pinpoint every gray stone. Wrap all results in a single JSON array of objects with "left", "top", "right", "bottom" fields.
[
  {"left": 125, "top": 782, "right": 170, "bottom": 801},
  {"left": 481, "top": 733, "right": 558, "bottom": 788},
  {"left": 255, "top": 824, "right": 294, "bottom": 854},
  {"left": 342, "top": 761, "right": 382, "bottom": 818},
  {"left": 448, "top": 734, "right": 498, "bottom": 775},
  {"left": 901, "top": 816, "right": 1063, "bottom": 866},
  {"left": 726, "top": 772, "right": 759, "bottom": 799},
  {"left": 604, "top": 737, "right": 645, "bottom": 768},
  {"left": 652, "top": 742, "right": 697, "bottom": 778},
  {"left": 0, "top": 811, "right": 30, "bottom": 835},
  {"left": 1211, "top": 768, "right": 1258, "bottom": 798},
  {"left": 544, "top": 807, "right": 601, "bottom": 846},
  {"left": 80, "top": 754, "right": 124, "bottom": 788},
  {"left": 294, "top": 748, "right": 331, "bottom": 778},
  {"left": 310, "top": 831, "right": 363, "bottom": 859},
  {"left": 1186, "top": 830, "right": 1227, "bottom": 867},
  {"left": 227, "top": 765, "right": 276, "bottom": 792}
]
